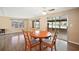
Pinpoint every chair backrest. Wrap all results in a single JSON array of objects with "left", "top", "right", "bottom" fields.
[
  {"left": 27, "top": 31, "right": 33, "bottom": 44},
  {"left": 22, "top": 30, "right": 31, "bottom": 47},
  {"left": 52, "top": 31, "right": 57, "bottom": 45}
]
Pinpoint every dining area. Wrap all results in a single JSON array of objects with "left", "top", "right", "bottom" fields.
[
  {"left": 0, "top": 7, "right": 79, "bottom": 51},
  {"left": 22, "top": 29, "right": 57, "bottom": 51}
]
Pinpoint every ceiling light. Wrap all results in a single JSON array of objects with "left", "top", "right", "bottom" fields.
[
  {"left": 42, "top": 11, "right": 47, "bottom": 15},
  {"left": 42, "top": 7, "right": 47, "bottom": 15}
]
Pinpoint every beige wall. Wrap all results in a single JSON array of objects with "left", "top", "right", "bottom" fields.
[
  {"left": 0, "top": 16, "right": 28, "bottom": 34},
  {"left": 67, "top": 8, "right": 79, "bottom": 44}
]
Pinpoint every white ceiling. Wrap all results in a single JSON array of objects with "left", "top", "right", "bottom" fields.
[{"left": 0, "top": 7, "right": 76, "bottom": 18}]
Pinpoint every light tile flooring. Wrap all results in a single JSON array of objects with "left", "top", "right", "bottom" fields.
[{"left": 0, "top": 32, "right": 79, "bottom": 51}]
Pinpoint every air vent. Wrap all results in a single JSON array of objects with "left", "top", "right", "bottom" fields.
[{"left": 48, "top": 9, "right": 55, "bottom": 11}]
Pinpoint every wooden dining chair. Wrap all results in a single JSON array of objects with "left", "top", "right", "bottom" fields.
[
  {"left": 23, "top": 30, "right": 40, "bottom": 51},
  {"left": 42, "top": 32, "right": 57, "bottom": 51}
]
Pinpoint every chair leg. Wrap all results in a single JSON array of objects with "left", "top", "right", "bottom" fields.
[
  {"left": 51, "top": 47, "right": 53, "bottom": 51},
  {"left": 29, "top": 48, "right": 32, "bottom": 51},
  {"left": 25, "top": 47, "right": 26, "bottom": 51},
  {"left": 54, "top": 45, "right": 56, "bottom": 51},
  {"left": 25, "top": 46, "right": 27, "bottom": 51}
]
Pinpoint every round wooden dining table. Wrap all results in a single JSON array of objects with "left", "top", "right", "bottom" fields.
[{"left": 31, "top": 31, "right": 51, "bottom": 50}]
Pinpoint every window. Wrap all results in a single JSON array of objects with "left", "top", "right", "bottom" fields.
[
  {"left": 53, "top": 22, "right": 60, "bottom": 28},
  {"left": 53, "top": 22, "right": 56, "bottom": 28},
  {"left": 32, "top": 20, "right": 40, "bottom": 29},
  {"left": 47, "top": 16, "right": 67, "bottom": 29},
  {"left": 60, "top": 21, "right": 67, "bottom": 29},
  {"left": 48, "top": 22, "right": 53, "bottom": 28},
  {"left": 11, "top": 19, "right": 24, "bottom": 28},
  {"left": 55, "top": 22, "right": 60, "bottom": 28}
]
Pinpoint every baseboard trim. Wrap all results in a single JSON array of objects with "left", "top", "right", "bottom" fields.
[{"left": 68, "top": 41, "right": 79, "bottom": 45}]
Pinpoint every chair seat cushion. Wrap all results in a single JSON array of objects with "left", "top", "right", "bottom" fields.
[
  {"left": 42, "top": 37, "right": 53, "bottom": 44},
  {"left": 31, "top": 39, "right": 39, "bottom": 44},
  {"left": 43, "top": 39, "right": 52, "bottom": 44}
]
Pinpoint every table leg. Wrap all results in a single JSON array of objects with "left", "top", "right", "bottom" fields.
[{"left": 40, "top": 38, "right": 41, "bottom": 51}]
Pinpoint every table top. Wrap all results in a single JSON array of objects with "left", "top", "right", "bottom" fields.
[{"left": 31, "top": 31, "right": 51, "bottom": 38}]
